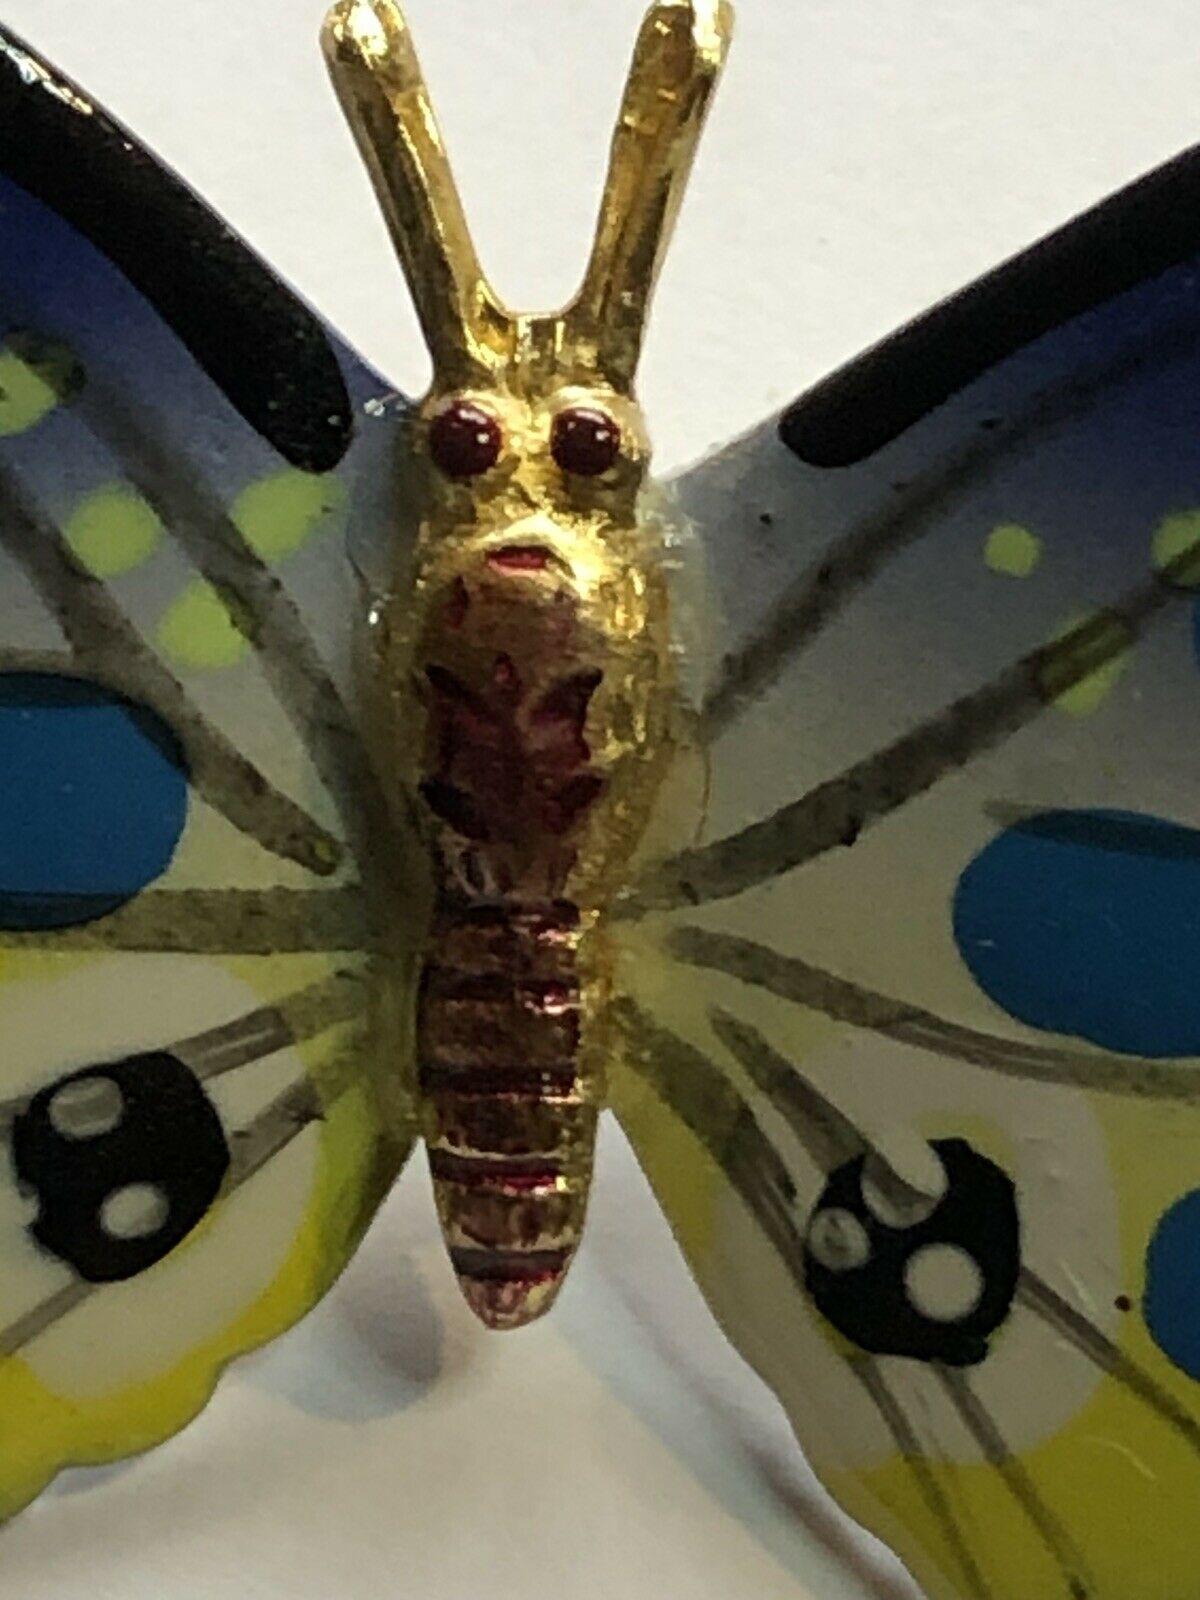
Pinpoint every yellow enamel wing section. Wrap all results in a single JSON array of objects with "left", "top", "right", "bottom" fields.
[
  {"left": 1151, "top": 509, "right": 1200, "bottom": 588},
  {"left": 821, "top": 1094, "right": 1200, "bottom": 1600},
  {"left": 984, "top": 522, "right": 1043, "bottom": 579},
  {"left": 0, "top": 333, "right": 82, "bottom": 437},
  {"left": 609, "top": 939, "right": 1200, "bottom": 1600},
  {"left": 158, "top": 471, "right": 348, "bottom": 670},
  {"left": 0, "top": 950, "right": 405, "bottom": 1520},
  {"left": 66, "top": 487, "right": 164, "bottom": 578}
]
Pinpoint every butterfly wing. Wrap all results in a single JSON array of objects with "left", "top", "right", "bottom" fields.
[
  {"left": 0, "top": 28, "right": 417, "bottom": 1515},
  {"left": 611, "top": 143, "right": 1200, "bottom": 1600}
]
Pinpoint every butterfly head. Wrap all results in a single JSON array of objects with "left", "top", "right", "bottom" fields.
[{"left": 324, "top": 0, "right": 732, "bottom": 549}]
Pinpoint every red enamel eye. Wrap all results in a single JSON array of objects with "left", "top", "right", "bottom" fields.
[
  {"left": 428, "top": 399, "right": 503, "bottom": 478},
  {"left": 551, "top": 406, "right": 622, "bottom": 477}
]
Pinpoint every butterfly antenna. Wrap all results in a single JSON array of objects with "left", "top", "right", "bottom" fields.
[
  {"left": 562, "top": 0, "right": 734, "bottom": 392},
  {"left": 322, "top": 0, "right": 512, "bottom": 386}
]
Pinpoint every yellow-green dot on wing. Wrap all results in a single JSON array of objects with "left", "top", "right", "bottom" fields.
[
  {"left": 1044, "top": 610, "right": 1131, "bottom": 717},
  {"left": 1152, "top": 509, "right": 1200, "bottom": 589},
  {"left": 232, "top": 468, "right": 348, "bottom": 563},
  {"left": 984, "top": 522, "right": 1043, "bottom": 578},
  {"left": 157, "top": 581, "right": 250, "bottom": 671},
  {"left": 0, "top": 333, "right": 83, "bottom": 437},
  {"left": 65, "top": 486, "right": 163, "bottom": 578}
]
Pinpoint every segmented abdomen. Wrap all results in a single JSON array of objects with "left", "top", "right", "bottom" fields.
[
  {"left": 405, "top": 531, "right": 667, "bottom": 1327},
  {"left": 418, "top": 896, "right": 598, "bottom": 1329}
]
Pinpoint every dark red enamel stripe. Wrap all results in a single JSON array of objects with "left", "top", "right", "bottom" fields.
[
  {"left": 437, "top": 895, "right": 581, "bottom": 933},
  {"left": 422, "top": 969, "right": 581, "bottom": 1009},
  {"left": 449, "top": 1246, "right": 570, "bottom": 1284},
  {"left": 429, "top": 1150, "right": 563, "bottom": 1191},
  {"left": 419, "top": 1062, "right": 580, "bottom": 1096}
]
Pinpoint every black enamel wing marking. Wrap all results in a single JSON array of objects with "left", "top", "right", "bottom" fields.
[
  {"left": 0, "top": 27, "right": 355, "bottom": 472},
  {"left": 671, "top": 928, "right": 1200, "bottom": 1102},
  {"left": 0, "top": 56, "right": 406, "bottom": 1387},
  {"left": 709, "top": 1009, "right": 1022, "bottom": 1367},
  {"left": 12, "top": 1052, "right": 232, "bottom": 1283},
  {"left": 625, "top": 935, "right": 1159, "bottom": 1588},
  {"left": 0, "top": 968, "right": 369, "bottom": 1351},
  {"left": 0, "top": 969, "right": 368, "bottom": 1130},
  {"left": 782, "top": 144, "right": 1200, "bottom": 469},
  {"left": 804, "top": 1140, "right": 1020, "bottom": 1369},
  {"left": 0, "top": 1084, "right": 318, "bottom": 1358}
]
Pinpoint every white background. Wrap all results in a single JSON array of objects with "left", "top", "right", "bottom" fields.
[{"left": 0, "top": 2, "right": 1197, "bottom": 1597}]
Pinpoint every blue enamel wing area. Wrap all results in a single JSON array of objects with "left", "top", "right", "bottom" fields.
[
  {"left": 954, "top": 804, "right": 1200, "bottom": 1384},
  {"left": 1145, "top": 1190, "right": 1200, "bottom": 1381},
  {"left": 0, "top": 674, "right": 187, "bottom": 930},
  {"left": 953, "top": 809, "right": 1200, "bottom": 1059}
]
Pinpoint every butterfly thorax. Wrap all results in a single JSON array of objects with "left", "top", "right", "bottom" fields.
[{"left": 378, "top": 381, "right": 677, "bottom": 1327}]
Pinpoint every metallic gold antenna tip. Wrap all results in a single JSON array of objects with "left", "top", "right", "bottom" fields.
[{"left": 323, "top": 0, "right": 734, "bottom": 394}]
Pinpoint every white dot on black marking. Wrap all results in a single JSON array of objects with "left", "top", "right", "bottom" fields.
[
  {"left": 861, "top": 1139, "right": 946, "bottom": 1229},
  {"left": 48, "top": 1076, "right": 123, "bottom": 1141},
  {"left": 806, "top": 1206, "right": 871, "bottom": 1272},
  {"left": 99, "top": 1183, "right": 171, "bottom": 1242},
  {"left": 904, "top": 1243, "right": 985, "bottom": 1324}
]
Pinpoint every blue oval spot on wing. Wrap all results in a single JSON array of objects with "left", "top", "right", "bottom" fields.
[
  {"left": 953, "top": 809, "right": 1200, "bottom": 1056},
  {"left": 0, "top": 674, "right": 188, "bottom": 929},
  {"left": 1145, "top": 1190, "right": 1200, "bottom": 1380}
]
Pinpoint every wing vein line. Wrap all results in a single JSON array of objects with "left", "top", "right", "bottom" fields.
[
  {"left": 848, "top": 1357, "right": 993, "bottom": 1600},
  {"left": 616, "top": 999, "right": 1200, "bottom": 1576},
  {"left": 932, "top": 1364, "right": 1092, "bottom": 1598},
  {"left": 181, "top": 967, "right": 368, "bottom": 1081},
  {"left": 1017, "top": 1268, "right": 1200, "bottom": 1460},
  {"left": 615, "top": 999, "right": 807, "bottom": 1273},
  {"left": 629, "top": 550, "right": 1196, "bottom": 915},
  {"left": 0, "top": 966, "right": 369, "bottom": 1125},
  {"left": 709, "top": 1005, "right": 865, "bottom": 1169},
  {"left": 669, "top": 927, "right": 1200, "bottom": 1101},
  {"left": 0, "top": 887, "right": 370, "bottom": 955},
  {"left": 619, "top": 998, "right": 945, "bottom": 1282}
]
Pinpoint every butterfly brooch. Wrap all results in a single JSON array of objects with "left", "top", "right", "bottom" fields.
[{"left": 0, "top": 3, "right": 1199, "bottom": 1597}]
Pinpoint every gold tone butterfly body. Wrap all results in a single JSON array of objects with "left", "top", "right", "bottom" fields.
[{"left": 325, "top": 0, "right": 732, "bottom": 1325}]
